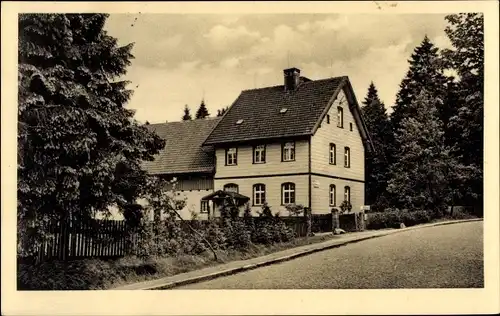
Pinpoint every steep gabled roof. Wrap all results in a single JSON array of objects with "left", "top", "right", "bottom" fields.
[
  {"left": 142, "top": 118, "right": 221, "bottom": 175},
  {"left": 203, "top": 76, "right": 374, "bottom": 152}
]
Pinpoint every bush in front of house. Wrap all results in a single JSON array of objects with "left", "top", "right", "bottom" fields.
[
  {"left": 274, "top": 220, "right": 295, "bottom": 242},
  {"left": 254, "top": 222, "right": 274, "bottom": 245},
  {"left": 222, "top": 219, "right": 252, "bottom": 250}
]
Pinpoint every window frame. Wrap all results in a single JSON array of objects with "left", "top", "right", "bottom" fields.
[
  {"left": 253, "top": 183, "right": 266, "bottom": 206},
  {"left": 329, "top": 143, "right": 336, "bottom": 165},
  {"left": 253, "top": 144, "right": 266, "bottom": 164},
  {"left": 329, "top": 184, "right": 336, "bottom": 206},
  {"left": 281, "top": 182, "right": 296, "bottom": 205},
  {"left": 225, "top": 147, "right": 238, "bottom": 166},
  {"left": 200, "top": 200, "right": 210, "bottom": 213},
  {"left": 344, "top": 186, "right": 351, "bottom": 203},
  {"left": 282, "top": 141, "right": 296, "bottom": 162},
  {"left": 337, "top": 106, "right": 344, "bottom": 128},
  {"left": 223, "top": 183, "right": 239, "bottom": 193},
  {"left": 344, "top": 146, "right": 350, "bottom": 168}
]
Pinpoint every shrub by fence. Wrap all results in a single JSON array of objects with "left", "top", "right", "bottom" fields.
[{"left": 365, "top": 210, "right": 432, "bottom": 230}]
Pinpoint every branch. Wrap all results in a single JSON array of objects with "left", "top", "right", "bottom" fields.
[{"left": 170, "top": 205, "right": 218, "bottom": 261}]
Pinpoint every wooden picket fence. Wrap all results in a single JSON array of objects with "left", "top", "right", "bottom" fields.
[
  {"left": 36, "top": 213, "right": 334, "bottom": 262},
  {"left": 37, "top": 219, "right": 130, "bottom": 261}
]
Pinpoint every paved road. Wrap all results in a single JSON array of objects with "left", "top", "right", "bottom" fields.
[{"left": 178, "top": 221, "right": 483, "bottom": 289}]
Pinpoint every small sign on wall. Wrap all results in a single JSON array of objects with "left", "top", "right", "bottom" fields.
[
  {"left": 360, "top": 205, "right": 370, "bottom": 211},
  {"left": 313, "top": 180, "right": 320, "bottom": 188}
]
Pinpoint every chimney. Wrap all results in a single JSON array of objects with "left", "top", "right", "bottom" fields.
[{"left": 283, "top": 67, "right": 301, "bottom": 92}]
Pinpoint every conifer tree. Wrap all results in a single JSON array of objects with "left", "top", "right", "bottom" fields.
[
  {"left": 17, "top": 14, "right": 165, "bottom": 255},
  {"left": 361, "top": 82, "right": 393, "bottom": 210},
  {"left": 390, "top": 36, "right": 447, "bottom": 132},
  {"left": 182, "top": 104, "right": 192, "bottom": 121},
  {"left": 387, "top": 90, "right": 461, "bottom": 214},
  {"left": 442, "top": 13, "right": 484, "bottom": 212},
  {"left": 195, "top": 99, "right": 210, "bottom": 119},
  {"left": 216, "top": 106, "right": 229, "bottom": 117}
]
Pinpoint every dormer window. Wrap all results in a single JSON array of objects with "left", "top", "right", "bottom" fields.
[
  {"left": 226, "top": 147, "right": 237, "bottom": 166},
  {"left": 282, "top": 141, "right": 295, "bottom": 162}
]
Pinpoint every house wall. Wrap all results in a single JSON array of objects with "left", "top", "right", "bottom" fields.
[
  {"left": 95, "top": 176, "right": 214, "bottom": 221},
  {"left": 214, "top": 140, "right": 309, "bottom": 178},
  {"left": 310, "top": 174, "right": 364, "bottom": 214},
  {"left": 214, "top": 174, "right": 309, "bottom": 216},
  {"left": 310, "top": 88, "right": 365, "bottom": 204}
]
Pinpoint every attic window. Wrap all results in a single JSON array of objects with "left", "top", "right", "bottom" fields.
[
  {"left": 236, "top": 119, "right": 244, "bottom": 125},
  {"left": 280, "top": 108, "right": 288, "bottom": 114}
]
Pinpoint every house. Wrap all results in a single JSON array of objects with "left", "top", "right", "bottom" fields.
[
  {"left": 143, "top": 67, "right": 374, "bottom": 218},
  {"left": 142, "top": 118, "right": 221, "bottom": 219}
]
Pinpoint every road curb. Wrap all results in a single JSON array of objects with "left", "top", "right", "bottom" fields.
[{"left": 112, "top": 218, "right": 482, "bottom": 290}]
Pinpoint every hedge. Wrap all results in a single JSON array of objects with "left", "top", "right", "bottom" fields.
[{"left": 366, "top": 209, "right": 432, "bottom": 230}]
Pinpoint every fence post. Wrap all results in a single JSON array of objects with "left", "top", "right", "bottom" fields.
[
  {"left": 331, "top": 208, "right": 339, "bottom": 233},
  {"left": 304, "top": 207, "right": 312, "bottom": 237}
]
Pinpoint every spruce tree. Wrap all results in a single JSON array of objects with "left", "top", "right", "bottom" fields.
[
  {"left": 17, "top": 14, "right": 165, "bottom": 256},
  {"left": 216, "top": 106, "right": 229, "bottom": 117},
  {"left": 195, "top": 99, "right": 210, "bottom": 119},
  {"left": 390, "top": 36, "right": 447, "bottom": 132},
  {"left": 442, "top": 13, "right": 484, "bottom": 212},
  {"left": 387, "top": 90, "right": 460, "bottom": 214},
  {"left": 182, "top": 104, "right": 192, "bottom": 120},
  {"left": 361, "top": 82, "right": 393, "bottom": 210}
]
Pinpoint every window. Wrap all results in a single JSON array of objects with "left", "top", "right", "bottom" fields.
[
  {"left": 253, "top": 184, "right": 266, "bottom": 206},
  {"left": 349, "top": 122, "right": 353, "bottom": 131},
  {"left": 344, "top": 186, "right": 351, "bottom": 203},
  {"left": 326, "top": 114, "right": 330, "bottom": 124},
  {"left": 329, "top": 184, "right": 336, "bottom": 206},
  {"left": 329, "top": 143, "right": 336, "bottom": 165},
  {"left": 282, "top": 141, "right": 295, "bottom": 161},
  {"left": 253, "top": 145, "right": 266, "bottom": 164},
  {"left": 282, "top": 182, "right": 296, "bottom": 205},
  {"left": 344, "top": 147, "right": 350, "bottom": 168},
  {"left": 223, "top": 183, "right": 239, "bottom": 193},
  {"left": 226, "top": 147, "right": 237, "bottom": 165},
  {"left": 200, "top": 200, "right": 210, "bottom": 213},
  {"left": 337, "top": 107, "right": 344, "bottom": 128}
]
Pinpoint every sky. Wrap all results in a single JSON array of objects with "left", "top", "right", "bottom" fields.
[{"left": 104, "top": 14, "right": 452, "bottom": 124}]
